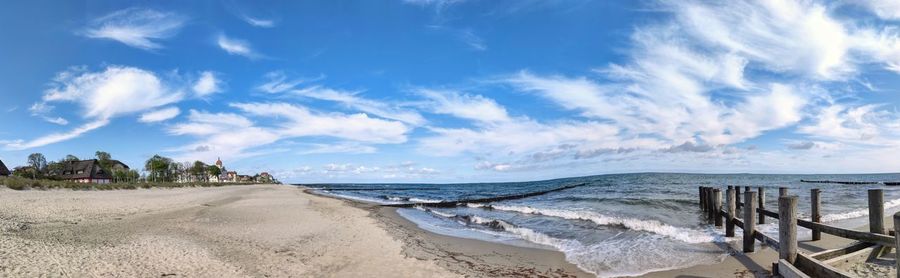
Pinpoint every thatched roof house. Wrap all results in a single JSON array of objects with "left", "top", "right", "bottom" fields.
[
  {"left": 0, "top": 159, "right": 9, "bottom": 176},
  {"left": 55, "top": 159, "right": 118, "bottom": 184}
]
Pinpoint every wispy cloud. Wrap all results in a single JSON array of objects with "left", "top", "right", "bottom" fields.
[
  {"left": 293, "top": 86, "right": 427, "bottom": 125},
  {"left": 216, "top": 33, "right": 262, "bottom": 59},
  {"left": 82, "top": 8, "right": 186, "bottom": 51},
  {"left": 7, "top": 66, "right": 184, "bottom": 149},
  {"left": 167, "top": 102, "right": 411, "bottom": 162},
  {"left": 192, "top": 71, "right": 224, "bottom": 97},
  {"left": 256, "top": 71, "right": 320, "bottom": 93},
  {"left": 139, "top": 106, "right": 181, "bottom": 123},
  {"left": 240, "top": 15, "right": 275, "bottom": 28},
  {"left": 5, "top": 119, "right": 109, "bottom": 150}
]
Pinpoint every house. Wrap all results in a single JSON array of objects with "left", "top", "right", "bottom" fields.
[
  {"left": 226, "top": 171, "right": 237, "bottom": 182},
  {"left": 55, "top": 159, "right": 115, "bottom": 184},
  {"left": 238, "top": 175, "right": 253, "bottom": 182},
  {"left": 0, "top": 159, "right": 9, "bottom": 176},
  {"left": 108, "top": 160, "right": 130, "bottom": 172}
]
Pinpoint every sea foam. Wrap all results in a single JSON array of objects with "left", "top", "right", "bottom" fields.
[{"left": 485, "top": 204, "right": 726, "bottom": 244}]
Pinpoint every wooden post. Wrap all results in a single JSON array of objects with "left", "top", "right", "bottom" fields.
[
  {"left": 743, "top": 191, "right": 757, "bottom": 253},
  {"left": 758, "top": 187, "right": 766, "bottom": 224},
  {"left": 726, "top": 187, "right": 735, "bottom": 237},
  {"left": 736, "top": 186, "right": 742, "bottom": 208},
  {"left": 714, "top": 189, "right": 723, "bottom": 227},
  {"left": 811, "top": 188, "right": 821, "bottom": 241},
  {"left": 699, "top": 187, "right": 705, "bottom": 210},
  {"left": 779, "top": 195, "right": 798, "bottom": 263},
  {"left": 779, "top": 187, "right": 788, "bottom": 198},
  {"left": 868, "top": 189, "right": 885, "bottom": 234},
  {"left": 707, "top": 188, "right": 716, "bottom": 224},
  {"left": 893, "top": 212, "right": 900, "bottom": 272}
]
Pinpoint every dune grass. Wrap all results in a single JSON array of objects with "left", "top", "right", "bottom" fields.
[{"left": 0, "top": 176, "right": 255, "bottom": 191}]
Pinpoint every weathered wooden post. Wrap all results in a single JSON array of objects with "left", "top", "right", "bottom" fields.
[
  {"left": 779, "top": 187, "right": 788, "bottom": 198},
  {"left": 811, "top": 188, "right": 821, "bottom": 241},
  {"left": 868, "top": 189, "right": 885, "bottom": 234},
  {"left": 714, "top": 189, "right": 723, "bottom": 227},
  {"left": 707, "top": 188, "right": 716, "bottom": 224},
  {"left": 779, "top": 195, "right": 799, "bottom": 264},
  {"left": 893, "top": 212, "right": 900, "bottom": 272},
  {"left": 726, "top": 187, "right": 735, "bottom": 237},
  {"left": 697, "top": 186, "right": 703, "bottom": 210},
  {"left": 743, "top": 191, "right": 757, "bottom": 253},
  {"left": 736, "top": 186, "right": 742, "bottom": 208},
  {"left": 758, "top": 187, "right": 766, "bottom": 224}
]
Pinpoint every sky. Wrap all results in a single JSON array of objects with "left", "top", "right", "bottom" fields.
[{"left": 2, "top": 0, "right": 900, "bottom": 183}]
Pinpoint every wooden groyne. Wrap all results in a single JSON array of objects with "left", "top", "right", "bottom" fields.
[
  {"left": 385, "top": 183, "right": 585, "bottom": 208},
  {"left": 800, "top": 180, "right": 878, "bottom": 185},
  {"left": 698, "top": 186, "right": 897, "bottom": 277}
]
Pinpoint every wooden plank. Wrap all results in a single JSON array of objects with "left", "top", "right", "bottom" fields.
[
  {"left": 810, "top": 241, "right": 875, "bottom": 261},
  {"left": 753, "top": 230, "right": 779, "bottom": 249},
  {"left": 779, "top": 259, "right": 811, "bottom": 278},
  {"left": 753, "top": 206, "right": 895, "bottom": 246},
  {"left": 713, "top": 189, "right": 723, "bottom": 227},
  {"left": 797, "top": 220, "right": 895, "bottom": 246},
  {"left": 794, "top": 253, "right": 853, "bottom": 278}
]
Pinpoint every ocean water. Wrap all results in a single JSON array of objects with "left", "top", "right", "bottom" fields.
[{"left": 307, "top": 173, "right": 900, "bottom": 277}]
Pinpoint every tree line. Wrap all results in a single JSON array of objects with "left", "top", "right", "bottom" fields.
[{"left": 15, "top": 152, "right": 232, "bottom": 183}]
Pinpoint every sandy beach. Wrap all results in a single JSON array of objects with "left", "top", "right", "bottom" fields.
[
  {"left": 2, "top": 184, "right": 896, "bottom": 277},
  {"left": 0, "top": 184, "right": 589, "bottom": 277}
]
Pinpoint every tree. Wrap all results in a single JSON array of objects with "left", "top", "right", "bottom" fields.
[
  {"left": 207, "top": 165, "right": 222, "bottom": 181},
  {"left": 95, "top": 151, "right": 113, "bottom": 173},
  {"left": 144, "top": 155, "right": 174, "bottom": 182},
  {"left": 191, "top": 161, "right": 207, "bottom": 182},
  {"left": 62, "top": 155, "right": 79, "bottom": 162},
  {"left": 27, "top": 153, "right": 47, "bottom": 179}
]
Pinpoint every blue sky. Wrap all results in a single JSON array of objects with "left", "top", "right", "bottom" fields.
[{"left": 2, "top": 0, "right": 900, "bottom": 183}]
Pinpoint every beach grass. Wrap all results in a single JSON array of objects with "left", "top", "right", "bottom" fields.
[{"left": 0, "top": 175, "right": 253, "bottom": 191}]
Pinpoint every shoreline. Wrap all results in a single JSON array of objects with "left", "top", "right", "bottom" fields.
[{"left": 305, "top": 187, "right": 594, "bottom": 277}]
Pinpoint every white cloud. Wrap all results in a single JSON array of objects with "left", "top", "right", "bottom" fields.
[
  {"left": 256, "top": 71, "right": 321, "bottom": 93},
  {"left": 43, "top": 117, "right": 69, "bottom": 125},
  {"left": 417, "top": 89, "right": 510, "bottom": 123},
  {"left": 299, "top": 142, "right": 378, "bottom": 154},
  {"left": 7, "top": 66, "right": 184, "bottom": 149},
  {"left": 5, "top": 119, "right": 109, "bottom": 150},
  {"left": 42, "top": 66, "right": 183, "bottom": 119},
  {"left": 798, "top": 104, "right": 900, "bottom": 145},
  {"left": 293, "top": 86, "right": 426, "bottom": 125},
  {"left": 854, "top": 0, "right": 900, "bottom": 20},
  {"left": 167, "top": 103, "right": 412, "bottom": 162},
  {"left": 192, "top": 71, "right": 223, "bottom": 97},
  {"left": 217, "top": 34, "right": 261, "bottom": 59},
  {"left": 83, "top": 8, "right": 186, "bottom": 50},
  {"left": 241, "top": 15, "right": 275, "bottom": 28},
  {"left": 231, "top": 102, "right": 410, "bottom": 144},
  {"left": 139, "top": 107, "right": 180, "bottom": 123}
]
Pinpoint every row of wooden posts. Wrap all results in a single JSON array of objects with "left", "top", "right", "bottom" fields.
[{"left": 698, "top": 186, "right": 898, "bottom": 278}]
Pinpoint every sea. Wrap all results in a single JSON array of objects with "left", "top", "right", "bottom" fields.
[{"left": 305, "top": 173, "right": 900, "bottom": 277}]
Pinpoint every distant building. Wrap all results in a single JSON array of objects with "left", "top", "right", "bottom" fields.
[
  {"left": 0, "top": 159, "right": 9, "bottom": 176},
  {"left": 215, "top": 157, "right": 223, "bottom": 169},
  {"left": 226, "top": 171, "right": 237, "bottom": 182},
  {"left": 55, "top": 159, "right": 121, "bottom": 184},
  {"left": 238, "top": 175, "right": 253, "bottom": 182}
]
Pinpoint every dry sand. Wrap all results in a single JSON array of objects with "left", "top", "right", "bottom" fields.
[{"left": 0, "top": 185, "right": 457, "bottom": 277}]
